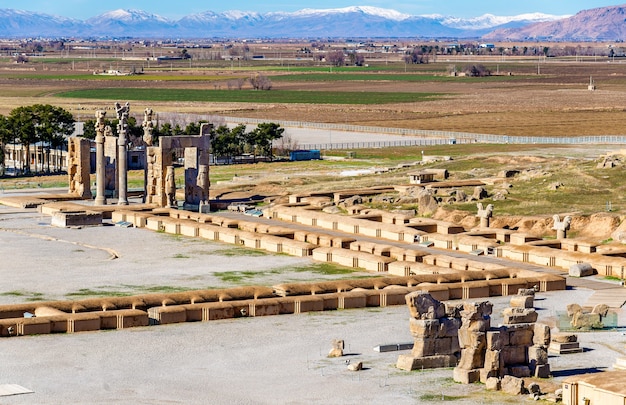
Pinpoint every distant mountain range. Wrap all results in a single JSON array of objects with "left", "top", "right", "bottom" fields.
[{"left": 0, "top": 5, "right": 621, "bottom": 40}]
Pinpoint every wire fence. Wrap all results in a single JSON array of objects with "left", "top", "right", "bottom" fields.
[{"left": 156, "top": 112, "right": 626, "bottom": 147}]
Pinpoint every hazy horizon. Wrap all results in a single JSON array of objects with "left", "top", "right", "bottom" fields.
[{"left": 0, "top": 1, "right": 618, "bottom": 20}]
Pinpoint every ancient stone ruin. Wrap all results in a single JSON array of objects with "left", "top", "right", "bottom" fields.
[
  {"left": 68, "top": 103, "right": 211, "bottom": 212},
  {"left": 396, "top": 291, "right": 460, "bottom": 371},
  {"left": 397, "top": 290, "right": 551, "bottom": 393}
]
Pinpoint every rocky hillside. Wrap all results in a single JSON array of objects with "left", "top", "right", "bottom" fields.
[{"left": 483, "top": 4, "right": 626, "bottom": 41}]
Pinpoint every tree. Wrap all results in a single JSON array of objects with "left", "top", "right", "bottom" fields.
[
  {"left": 35, "top": 105, "right": 74, "bottom": 173},
  {"left": 9, "top": 106, "right": 38, "bottom": 174},
  {"left": 250, "top": 123, "right": 284, "bottom": 161},
  {"left": 7, "top": 104, "right": 74, "bottom": 174},
  {"left": 463, "top": 64, "right": 491, "bottom": 77},
  {"left": 348, "top": 52, "right": 365, "bottom": 66},
  {"left": 326, "top": 50, "right": 345, "bottom": 67},
  {"left": 0, "top": 115, "right": 10, "bottom": 174},
  {"left": 249, "top": 74, "right": 272, "bottom": 90}
]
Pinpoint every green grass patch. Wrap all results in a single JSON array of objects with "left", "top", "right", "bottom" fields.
[
  {"left": 212, "top": 247, "right": 268, "bottom": 257},
  {"left": 0, "top": 73, "right": 232, "bottom": 82},
  {"left": 1, "top": 290, "right": 46, "bottom": 301},
  {"left": 173, "top": 253, "right": 190, "bottom": 259},
  {"left": 271, "top": 72, "right": 532, "bottom": 83},
  {"left": 291, "top": 262, "right": 357, "bottom": 276},
  {"left": 214, "top": 271, "right": 263, "bottom": 284},
  {"left": 419, "top": 393, "right": 466, "bottom": 401},
  {"left": 66, "top": 288, "right": 131, "bottom": 298},
  {"left": 56, "top": 88, "right": 443, "bottom": 105}
]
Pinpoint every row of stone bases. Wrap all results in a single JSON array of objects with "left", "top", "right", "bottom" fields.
[{"left": 397, "top": 290, "right": 550, "bottom": 395}]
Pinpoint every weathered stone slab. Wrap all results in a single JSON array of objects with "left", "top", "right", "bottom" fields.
[
  {"left": 569, "top": 263, "right": 594, "bottom": 277},
  {"left": 396, "top": 354, "right": 458, "bottom": 371},
  {"left": 51, "top": 211, "right": 102, "bottom": 228}
]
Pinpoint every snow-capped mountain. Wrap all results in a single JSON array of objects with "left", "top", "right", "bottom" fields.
[
  {"left": 483, "top": 4, "right": 626, "bottom": 41},
  {"left": 438, "top": 13, "right": 570, "bottom": 30},
  {"left": 0, "top": 7, "right": 573, "bottom": 39}
]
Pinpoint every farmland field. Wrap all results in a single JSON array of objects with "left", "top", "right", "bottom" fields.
[{"left": 0, "top": 49, "right": 625, "bottom": 137}]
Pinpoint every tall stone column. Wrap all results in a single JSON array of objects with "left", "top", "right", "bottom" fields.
[
  {"left": 94, "top": 110, "right": 107, "bottom": 205},
  {"left": 115, "top": 102, "right": 130, "bottom": 206}
]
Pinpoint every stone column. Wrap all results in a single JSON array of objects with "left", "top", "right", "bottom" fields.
[
  {"left": 94, "top": 110, "right": 107, "bottom": 205},
  {"left": 116, "top": 102, "right": 130, "bottom": 205},
  {"left": 476, "top": 203, "right": 494, "bottom": 228},
  {"left": 552, "top": 215, "right": 572, "bottom": 239}
]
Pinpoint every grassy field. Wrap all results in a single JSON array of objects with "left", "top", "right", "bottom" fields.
[{"left": 56, "top": 88, "right": 444, "bottom": 104}]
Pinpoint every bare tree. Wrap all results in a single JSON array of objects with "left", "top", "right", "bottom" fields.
[
  {"left": 326, "top": 50, "right": 345, "bottom": 67},
  {"left": 273, "top": 134, "right": 300, "bottom": 157},
  {"left": 249, "top": 74, "right": 272, "bottom": 90}
]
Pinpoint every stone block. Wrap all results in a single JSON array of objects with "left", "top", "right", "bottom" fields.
[
  {"left": 501, "top": 346, "right": 527, "bottom": 365},
  {"left": 458, "top": 348, "right": 485, "bottom": 370},
  {"left": 480, "top": 368, "right": 500, "bottom": 383},
  {"left": 409, "top": 318, "right": 440, "bottom": 338},
  {"left": 551, "top": 333, "right": 577, "bottom": 343},
  {"left": 502, "top": 307, "right": 538, "bottom": 324},
  {"left": 548, "top": 341, "right": 582, "bottom": 354},
  {"left": 295, "top": 296, "right": 325, "bottom": 313},
  {"left": 347, "top": 361, "right": 363, "bottom": 371},
  {"left": 483, "top": 349, "right": 502, "bottom": 372},
  {"left": 100, "top": 309, "right": 149, "bottom": 329},
  {"left": 67, "top": 314, "right": 102, "bottom": 333},
  {"left": 458, "top": 329, "right": 486, "bottom": 350},
  {"left": 569, "top": 263, "right": 594, "bottom": 277},
  {"left": 528, "top": 345, "right": 549, "bottom": 367},
  {"left": 18, "top": 318, "right": 51, "bottom": 336},
  {"left": 461, "top": 301, "right": 493, "bottom": 321},
  {"left": 411, "top": 338, "right": 436, "bottom": 357},
  {"left": 509, "top": 328, "right": 534, "bottom": 346},
  {"left": 185, "top": 302, "right": 234, "bottom": 321},
  {"left": 435, "top": 337, "right": 455, "bottom": 355},
  {"left": 249, "top": 299, "right": 281, "bottom": 317},
  {"left": 406, "top": 292, "right": 445, "bottom": 320},
  {"left": 510, "top": 295, "right": 534, "bottom": 309},
  {"left": 148, "top": 306, "right": 187, "bottom": 325},
  {"left": 486, "top": 330, "right": 503, "bottom": 350},
  {"left": 444, "top": 302, "right": 463, "bottom": 318},
  {"left": 461, "top": 318, "right": 490, "bottom": 332},
  {"left": 51, "top": 211, "right": 103, "bottom": 228},
  {"left": 509, "top": 365, "right": 531, "bottom": 378},
  {"left": 501, "top": 375, "right": 525, "bottom": 395},
  {"left": 438, "top": 317, "right": 461, "bottom": 338},
  {"left": 396, "top": 354, "right": 458, "bottom": 371},
  {"left": 453, "top": 367, "right": 480, "bottom": 384},
  {"left": 533, "top": 323, "right": 551, "bottom": 346},
  {"left": 485, "top": 377, "right": 501, "bottom": 391},
  {"left": 534, "top": 364, "right": 551, "bottom": 378},
  {"left": 338, "top": 292, "right": 367, "bottom": 309}
]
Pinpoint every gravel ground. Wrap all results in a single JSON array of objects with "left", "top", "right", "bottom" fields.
[{"left": 1, "top": 203, "right": 625, "bottom": 404}]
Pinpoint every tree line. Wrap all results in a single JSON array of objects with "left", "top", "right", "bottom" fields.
[
  {"left": 0, "top": 104, "right": 289, "bottom": 176},
  {"left": 0, "top": 104, "right": 74, "bottom": 175},
  {"left": 83, "top": 117, "right": 287, "bottom": 162}
]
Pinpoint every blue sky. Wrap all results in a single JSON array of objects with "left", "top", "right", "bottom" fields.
[{"left": 2, "top": 0, "right": 618, "bottom": 19}]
